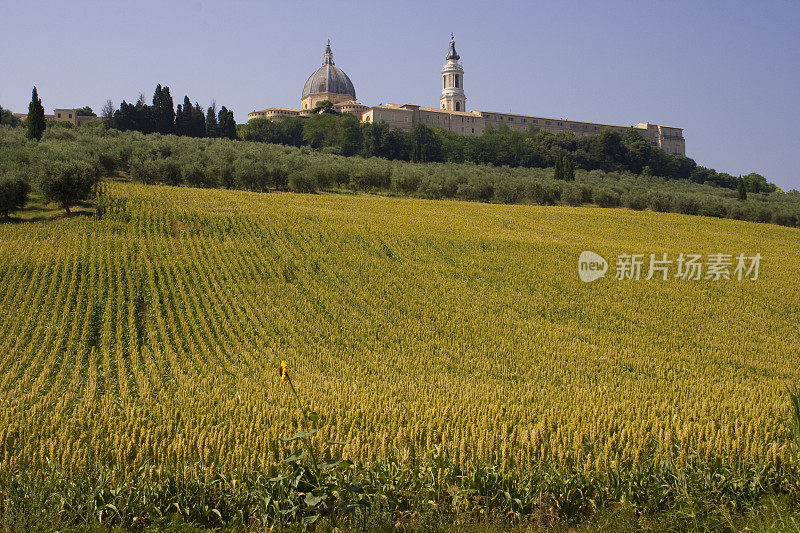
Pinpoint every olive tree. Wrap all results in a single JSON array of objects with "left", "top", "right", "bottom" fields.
[
  {"left": 0, "top": 176, "right": 30, "bottom": 218},
  {"left": 37, "top": 160, "right": 99, "bottom": 214}
]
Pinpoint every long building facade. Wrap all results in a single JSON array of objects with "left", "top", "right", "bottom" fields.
[{"left": 249, "top": 38, "right": 685, "bottom": 156}]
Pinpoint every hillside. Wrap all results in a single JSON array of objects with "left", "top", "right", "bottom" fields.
[
  {"left": 2, "top": 124, "right": 799, "bottom": 229},
  {"left": 1, "top": 182, "right": 799, "bottom": 528}
]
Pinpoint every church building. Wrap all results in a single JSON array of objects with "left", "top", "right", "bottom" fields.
[{"left": 248, "top": 38, "right": 685, "bottom": 156}]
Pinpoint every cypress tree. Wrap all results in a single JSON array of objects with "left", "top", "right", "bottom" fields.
[
  {"left": 112, "top": 100, "right": 137, "bottom": 131},
  {"left": 176, "top": 96, "right": 192, "bottom": 136},
  {"left": 174, "top": 104, "right": 184, "bottom": 136},
  {"left": 26, "top": 86, "right": 46, "bottom": 140},
  {"left": 737, "top": 176, "right": 747, "bottom": 200},
  {"left": 192, "top": 102, "right": 206, "bottom": 138},
  {"left": 133, "top": 93, "right": 152, "bottom": 134},
  {"left": 554, "top": 155, "right": 563, "bottom": 180},
  {"left": 205, "top": 102, "right": 219, "bottom": 138},
  {"left": 152, "top": 84, "right": 175, "bottom": 134},
  {"left": 564, "top": 157, "right": 575, "bottom": 181},
  {"left": 218, "top": 106, "right": 236, "bottom": 140}
]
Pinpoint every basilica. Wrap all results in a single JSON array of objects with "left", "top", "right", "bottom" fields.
[{"left": 248, "top": 38, "right": 685, "bottom": 156}]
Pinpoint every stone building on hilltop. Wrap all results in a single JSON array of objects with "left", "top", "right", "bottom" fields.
[{"left": 248, "top": 37, "right": 685, "bottom": 156}]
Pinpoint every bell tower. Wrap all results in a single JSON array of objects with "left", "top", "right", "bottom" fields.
[{"left": 440, "top": 34, "right": 466, "bottom": 112}]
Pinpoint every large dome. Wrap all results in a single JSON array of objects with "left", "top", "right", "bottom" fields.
[{"left": 301, "top": 42, "right": 356, "bottom": 100}]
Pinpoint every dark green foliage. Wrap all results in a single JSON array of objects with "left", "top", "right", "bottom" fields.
[
  {"left": 218, "top": 106, "right": 236, "bottom": 140},
  {"left": 233, "top": 158, "right": 287, "bottom": 192},
  {"left": 26, "top": 86, "right": 46, "bottom": 140},
  {"left": 312, "top": 163, "right": 350, "bottom": 189},
  {"left": 133, "top": 93, "right": 152, "bottom": 134},
  {"left": 554, "top": 155, "right": 575, "bottom": 181},
  {"left": 594, "top": 188, "right": 621, "bottom": 208},
  {"left": 312, "top": 99, "right": 336, "bottom": 114},
  {"left": 351, "top": 165, "right": 391, "bottom": 190},
  {"left": 191, "top": 102, "right": 206, "bottom": 138},
  {"left": 303, "top": 112, "right": 344, "bottom": 149},
  {"left": 554, "top": 154, "right": 563, "bottom": 180},
  {"left": 106, "top": 84, "right": 231, "bottom": 140},
  {"left": 113, "top": 95, "right": 153, "bottom": 134},
  {"left": 205, "top": 102, "right": 219, "bottom": 138},
  {"left": 410, "top": 122, "right": 443, "bottom": 163},
  {"left": 75, "top": 106, "right": 95, "bottom": 116},
  {"left": 743, "top": 172, "right": 772, "bottom": 193},
  {"left": 239, "top": 117, "right": 304, "bottom": 146},
  {"left": 0, "top": 105, "right": 22, "bottom": 127},
  {"left": 361, "top": 122, "right": 412, "bottom": 160},
  {"left": 623, "top": 191, "right": 648, "bottom": 211},
  {"left": 649, "top": 193, "right": 673, "bottom": 212},
  {"left": 1, "top": 126, "right": 795, "bottom": 228},
  {"left": 176, "top": 96, "right": 192, "bottom": 136},
  {"left": 493, "top": 178, "right": 525, "bottom": 204},
  {"left": 232, "top": 158, "right": 266, "bottom": 191},
  {"left": 338, "top": 114, "right": 362, "bottom": 156},
  {"left": 242, "top": 113, "right": 741, "bottom": 191},
  {"left": 673, "top": 195, "right": 701, "bottom": 215},
  {"left": 563, "top": 156, "right": 575, "bottom": 181},
  {"left": 526, "top": 181, "right": 559, "bottom": 205},
  {"left": 561, "top": 183, "right": 584, "bottom": 206},
  {"left": 37, "top": 160, "right": 99, "bottom": 214},
  {"left": 738, "top": 176, "right": 747, "bottom": 200},
  {"left": 112, "top": 100, "right": 138, "bottom": 131},
  {"left": 151, "top": 85, "right": 175, "bottom": 134},
  {"left": 698, "top": 198, "right": 727, "bottom": 218},
  {"left": 180, "top": 163, "right": 203, "bottom": 187},
  {"left": 288, "top": 171, "right": 318, "bottom": 193},
  {"left": 771, "top": 209, "right": 799, "bottom": 227},
  {"left": 0, "top": 175, "right": 30, "bottom": 217},
  {"left": 456, "top": 174, "right": 495, "bottom": 202}
]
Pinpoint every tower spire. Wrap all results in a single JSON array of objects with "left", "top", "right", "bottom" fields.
[
  {"left": 323, "top": 40, "right": 334, "bottom": 65},
  {"left": 441, "top": 35, "right": 465, "bottom": 111},
  {"left": 446, "top": 34, "right": 460, "bottom": 61}
]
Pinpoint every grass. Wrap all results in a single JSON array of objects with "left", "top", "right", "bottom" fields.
[{"left": 0, "top": 188, "right": 94, "bottom": 223}]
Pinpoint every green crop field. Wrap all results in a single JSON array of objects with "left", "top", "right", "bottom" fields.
[{"left": 1, "top": 181, "right": 799, "bottom": 529}]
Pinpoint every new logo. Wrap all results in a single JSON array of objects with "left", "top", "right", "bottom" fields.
[{"left": 578, "top": 251, "right": 608, "bottom": 282}]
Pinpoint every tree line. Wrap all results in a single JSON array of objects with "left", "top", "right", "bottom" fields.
[
  {"left": 0, "top": 123, "right": 797, "bottom": 226},
  {"left": 1, "top": 87, "right": 786, "bottom": 223},
  {"left": 105, "top": 84, "right": 236, "bottom": 139},
  {"left": 239, "top": 111, "right": 774, "bottom": 194}
]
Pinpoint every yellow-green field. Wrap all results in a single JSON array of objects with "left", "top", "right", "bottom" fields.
[{"left": 1, "top": 181, "right": 798, "bottom": 480}]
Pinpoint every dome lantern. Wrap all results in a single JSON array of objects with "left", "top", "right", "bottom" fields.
[{"left": 445, "top": 33, "right": 460, "bottom": 61}]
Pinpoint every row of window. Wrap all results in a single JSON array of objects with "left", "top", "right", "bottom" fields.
[
  {"left": 443, "top": 74, "right": 462, "bottom": 89},
  {"left": 483, "top": 113, "right": 631, "bottom": 134}
]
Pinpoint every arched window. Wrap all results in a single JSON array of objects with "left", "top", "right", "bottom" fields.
[
  {"left": 443, "top": 77, "right": 446, "bottom": 89},
  {"left": 455, "top": 102, "right": 461, "bottom": 111},
  {"left": 455, "top": 75, "right": 460, "bottom": 88}
]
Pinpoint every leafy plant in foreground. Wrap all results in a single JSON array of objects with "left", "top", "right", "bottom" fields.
[{"left": 273, "top": 360, "right": 369, "bottom": 527}]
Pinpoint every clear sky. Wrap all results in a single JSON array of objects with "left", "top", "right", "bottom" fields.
[{"left": 2, "top": 0, "right": 798, "bottom": 190}]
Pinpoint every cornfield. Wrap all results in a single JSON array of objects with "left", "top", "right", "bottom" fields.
[{"left": 1, "top": 181, "right": 798, "bottom": 485}]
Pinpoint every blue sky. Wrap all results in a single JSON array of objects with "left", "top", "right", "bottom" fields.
[{"left": 2, "top": 0, "right": 798, "bottom": 190}]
